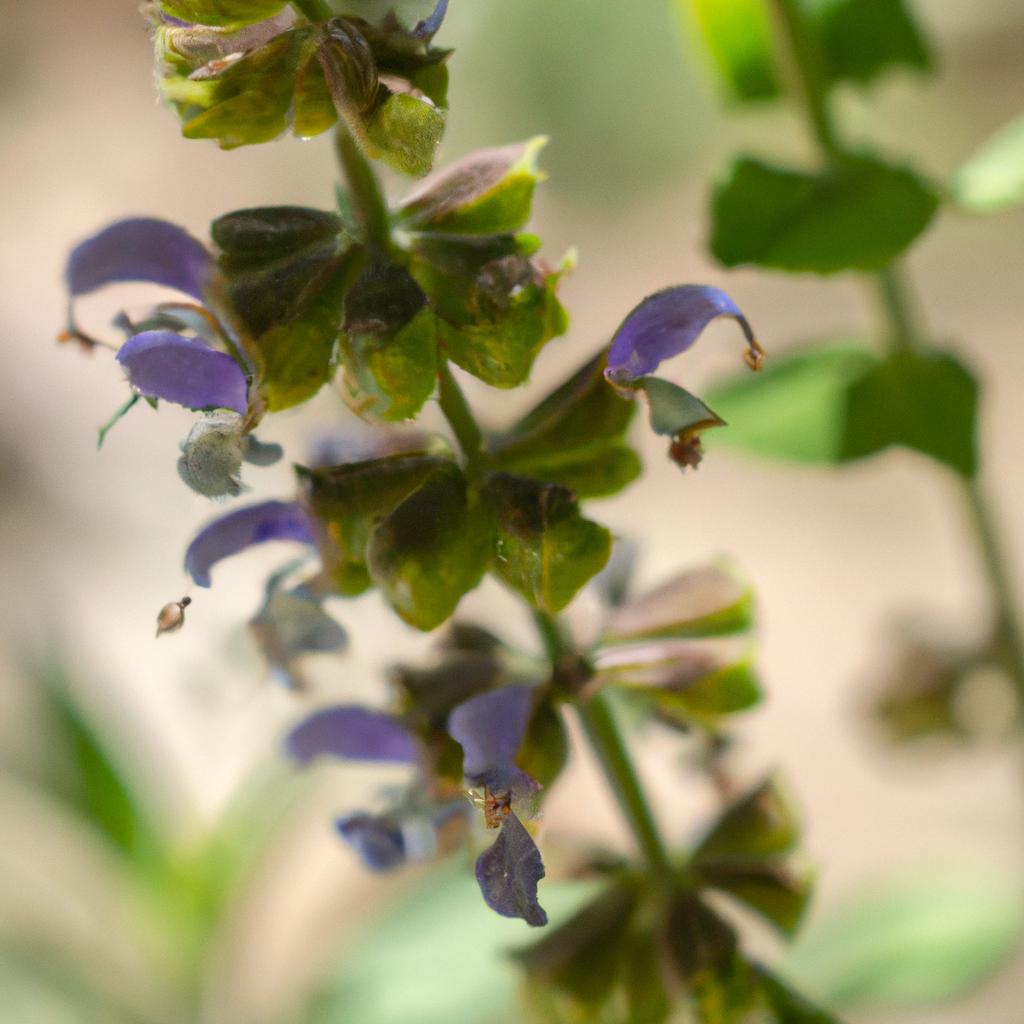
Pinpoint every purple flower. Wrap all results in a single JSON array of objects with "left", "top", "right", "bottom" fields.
[
  {"left": 413, "top": 0, "right": 449, "bottom": 39},
  {"left": 66, "top": 217, "right": 211, "bottom": 303},
  {"left": 286, "top": 706, "right": 419, "bottom": 766},
  {"left": 475, "top": 811, "right": 547, "bottom": 926},
  {"left": 605, "top": 285, "right": 761, "bottom": 385},
  {"left": 447, "top": 684, "right": 536, "bottom": 792},
  {"left": 116, "top": 331, "right": 248, "bottom": 413},
  {"left": 335, "top": 814, "right": 409, "bottom": 871},
  {"left": 184, "top": 500, "right": 316, "bottom": 587}
]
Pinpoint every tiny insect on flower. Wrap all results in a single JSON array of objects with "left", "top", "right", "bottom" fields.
[{"left": 156, "top": 596, "right": 191, "bottom": 637}]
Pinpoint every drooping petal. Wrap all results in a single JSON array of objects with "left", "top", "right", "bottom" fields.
[
  {"left": 117, "top": 331, "right": 248, "bottom": 413},
  {"left": 286, "top": 705, "right": 418, "bottom": 766},
  {"left": 66, "top": 218, "right": 211, "bottom": 300},
  {"left": 447, "top": 684, "right": 535, "bottom": 789},
  {"left": 184, "top": 500, "right": 315, "bottom": 587},
  {"left": 335, "top": 813, "right": 408, "bottom": 871},
  {"left": 475, "top": 812, "right": 547, "bottom": 926},
  {"left": 605, "top": 285, "right": 760, "bottom": 385}
]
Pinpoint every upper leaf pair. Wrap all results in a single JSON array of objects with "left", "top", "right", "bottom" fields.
[{"left": 153, "top": 0, "right": 449, "bottom": 174}]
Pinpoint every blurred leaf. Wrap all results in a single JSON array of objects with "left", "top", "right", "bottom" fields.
[
  {"left": 516, "top": 699, "right": 570, "bottom": 791},
  {"left": 650, "top": 658, "right": 763, "bottom": 728},
  {"left": 807, "top": 0, "right": 932, "bottom": 85},
  {"left": 782, "top": 867, "right": 1024, "bottom": 1010},
  {"left": 696, "top": 861, "right": 813, "bottom": 936},
  {"left": 622, "top": 928, "right": 672, "bottom": 1024},
  {"left": 840, "top": 348, "right": 978, "bottom": 476},
  {"left": 513, "top": 883, "right": 637, "bottom": 1002},
  {"left": 484, "top": 474, "right": 611, "bottom": 613},
  {"left": 307, "top": 862, "right": 599, "bottom": 1024},
  {"left": 398, "top": 137, "right": 548, "bottom": 234},
  {"left": 705, "top": 342, "right": 880, "bottom": 463},
  {"left": 341, "top": 307, "right": 439, "bottom": 421},
  {"left": 693, "top": 777, "right": 800, "bottom": 862},
  {"left": 953, "top": 114, "right": 1024, "bottom": 212},
  {"left": 368, "top": 466, "right": 492, "bottom": 629},
  {"left": 160, "top": 0, "right": 288, "bottom": 27},
  {"left": 711, "top": 155, "right": 938, "bottom": 273},
  {"left": 666, "top": 895, "right": 738, "bottom": 980},
  {"left": 603, "top": 564, "right": 754, "bottom": 644},
  {"left": 684, "top": 0, "right": 779, "bottom": 102},
  {"left": 490, "top": 352, "right": 639, "bottom": 498}
]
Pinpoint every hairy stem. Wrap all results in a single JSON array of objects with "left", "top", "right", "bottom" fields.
[
  {"left": 291, "top": 0, "right": 333, "bottom": 23},
  {"left": 334, "top": 125, "right": 392, "bottom": 252},
  {"left": 531, "top": 611, "right": 674, "bottom": 875},
  {"left": 437, "top": 361, "right": 484, "bottom": 467}
]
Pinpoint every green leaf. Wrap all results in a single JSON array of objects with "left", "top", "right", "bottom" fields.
[
  {"left": 341, "top": 307, "right": 439, "bottom": 421},
  {"left": 840, "top": 347, "right": 979, "bottom": 476},
  {"left": 365, "top": 91, "right": 446, "bottom": 177},
  {"left": 622, "top": 929, "right": 672, "bottom": 1024},
  {"left": 695, "top": 861, "right": 813, "bottom": 937},
  {"left": 484, "top": 473, "right": 612, "bottom": 614},
  {"left": 398, "top": 137, "right": 548, "bottom": 234},
  {"left": 412, "top": 235, "right": 570, "bottom": 388},
  {"left": 211, "top": 206, "right": 354, "bottom": 410},
  {"left": 684, "top": 0, "right": 780, "bottom": 102},
  {"left": 757, "top": 968, "right": 842, "bottom": 1024},
  {"left": 711, "top": 155, "right": 938, "bottom": 273},
  {"left": 704, "top": 342, "right": 880, "bottom": 463},
  {"left": 513, "top": 884, "right": 637, "bottom": 1004},
  {"left": 490, "top": 353, "right": 640, "bottom": 498},
  {"left": 953, "top": 114, "right": 1024, "bottom": 212},
  {"left": 808, "top": 0, "right": 932, "bottom": 86},
  {"left": 516, "top": 699, "right": 570, "bottom": 790},
  {"left": 649, "top": 658, "right": 763, "bottom": 728},
  {"left": 368, "top": 466, "right": 492, "bottom": 629},
  {"left": 665, "top": 896, "right": 738, "bottom": 981},
  {"left": 782, "top": 866, "right": 1024, "bottom": 1011},
  {"left": 693, "top": 777, "right": 800, "bottom": 862},
  {"left": 160, "top": 0, "right": 287, "bottom": 27}
]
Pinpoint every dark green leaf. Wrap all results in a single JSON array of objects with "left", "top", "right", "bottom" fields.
[
  {"left": 840, "top": 348, "right": 978, "bottom": 476},
  {"left": 704, "top": 342, "right": 880, "bottom": 463},
  {"left": 622, "top": 928, "right": 672, "bottom": 1024},
  {"left": 340, "top": 307, "right": 439, "bottom": 421},
  {"left": 953, "top": 114, "right": 1024, "bottom": 212},
  {"left": 695, "top": 861, "right": 813, "bottom": 936},
  {"left": 665, "top": 896, "right": 738, "bottom": 981},
  {"left": 808, "top": 0, "right": 932, "bottom": 85},
  {"left": 298, "top": 450, "right": 453, "bottom": 594},
  {"left": 693, "top": 777, "right": 800, "bottom": 862},
  {"left": 213, "top": 205, "right": 343, "bottom": 267},
  {"left": 490, "top": 352, "right": 640, "bottom": 497},
  {"left": 782, "top": 867, "right": 1023, "bottom": 1011},
  {"left": 513, "top": 884, "right": 637, "bottom": 1003},
  {"left": 368, "top": 465, "right": 492, "bottom": 629},
  {"left": 684, "top": 0, "right": 779, "bottom": 102},
  {"left": 398, "top": 137, "right": 548, "bottom": 234},
  {"left": 757, "top": 968, "right": 842, "bottom": 1024},
  {"left": 711, "top": 155, "right": 938, "bottom": 273},
  {"left": 160, "top": 0, "right": 287, "bottom": 28},
  {"left": 484, "top": 474, "right": 611, "bottom": 614},
  {"left": 394, "top": 650, "right": 505, "bottom": 730}
]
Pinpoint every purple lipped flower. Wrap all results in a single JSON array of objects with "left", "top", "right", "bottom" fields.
[
  {"left": 116, "top": 331, "right": 248, "bottom": 413},
  {"left": 66, "top": 217, "right": 211, "bottom": 303},
  {"left": 184, "top": 500, "right": 316, "bottom": 587},
  {"left": 286, "top": 706, "right": 419, "bottom": 766},
  {"left": 475, "top": 811, "right": 547, "bottom": 926}
]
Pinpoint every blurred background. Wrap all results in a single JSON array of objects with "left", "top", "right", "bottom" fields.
[{"left": 2, "top": 1, "right": 1024, "bottom": 1021}]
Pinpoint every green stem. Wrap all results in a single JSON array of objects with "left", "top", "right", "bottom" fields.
[
  {"left": 769, "top": 0, "right": 841, "bottom": 160},
  {"left": 437, "top": 361, "right": 484, "bottom": 466},
  {"left": 872, "top": 263, "right": 922, "bottom": 354},
  {"left": 334, "top": 125, "right": 392, "bottom": 252},
  {"left": 578, "top": 690, "right": 674, "bottom": 876},
  {"left": 291, "top": 0, "right": 332, "bottom": 22}
]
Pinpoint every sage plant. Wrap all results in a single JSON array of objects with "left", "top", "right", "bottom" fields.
[{"left": 60, "top": 1, "right": 843, "bottom": 1019}]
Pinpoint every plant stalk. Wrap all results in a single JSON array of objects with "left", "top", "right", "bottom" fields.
[
  {"left": 437, "top": 361, "right": 484, "bottom": 467},
  {"left": 334, "top": 125, "right": 392, "bottom": 252},
  {"left": 772, "top": 0, "right": 1024, "bottom": 699}
]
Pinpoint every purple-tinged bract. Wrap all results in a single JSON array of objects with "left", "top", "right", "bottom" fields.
[
  {"left": 184, "top": 500, "right": 315, "bottom": 587},
  {"left": 286, "top": 706, "right": 418, "bottom": 766},
  {"left": 606, "top": 285, "right": 758, "bottom": 384},
  {"left": 475, "top": 812, "right": 548, "bottom": 926},
  {"left": 66, "top": 217, "right": 211, "bottom": 301},
  {"left": 117, "top": 331, "right": 248, "bottom": 413}
]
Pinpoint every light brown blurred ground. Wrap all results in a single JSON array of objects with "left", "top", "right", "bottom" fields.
[{"left": 2, "top": 2, "right": 1024, "bottom": 1022}]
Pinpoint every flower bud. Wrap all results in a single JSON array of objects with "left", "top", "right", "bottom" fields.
[{"left": 177, "top": 411, "right": 247, "bottom": 498}]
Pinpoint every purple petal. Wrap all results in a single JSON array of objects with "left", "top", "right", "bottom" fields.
[
  {"left": 116, "top": 332, "right": 249, "bottom": 413},
  {"left": 605, "top": 285, "right": 759, "bottom": 384},
  {"left": 414, "top": 0, "right": 448, "bottom": 38},
  {"left": 335, "top": 814, "right": 408, "bottom": 871},
  {"left": 66, "top": 218, "right": 211, "bottom": 301},
  {"left": 447, "top": 685, "right": 534, "bottom": 787},
  {"left": 286, "top": 706, "right": 418, "bottom": 766},
  {"left": 475, "top": 812, "right": 547, "bottom": 926},
  {"left": 185, "top": 500, "right": 315, "bottom": 587}
]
